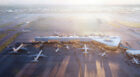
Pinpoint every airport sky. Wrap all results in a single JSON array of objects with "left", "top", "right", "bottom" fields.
[{"left": 1, "top": 0, "right": 140, "bottom": 5}]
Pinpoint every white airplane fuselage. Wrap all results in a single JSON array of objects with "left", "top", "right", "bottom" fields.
[
  {"left": 13, "top": 44, "right": 24, "bottom": 53},
  {"left": 83, "top": 44, "right": 89, "bottom": 53}
]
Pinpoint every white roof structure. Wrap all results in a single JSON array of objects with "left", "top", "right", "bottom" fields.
[
  {"left": 90, "top": 36, "right": 121, "bottom": 47},
  {"left": 126, "top": 50, "right": 140, "bottom": 56},
  {"left": 35, "top": 36, "right": 121, "bottom": 47}
]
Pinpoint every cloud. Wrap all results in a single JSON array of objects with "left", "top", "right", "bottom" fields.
[{"left": 0, "top": 0, "right": 140, "bottom": 5}]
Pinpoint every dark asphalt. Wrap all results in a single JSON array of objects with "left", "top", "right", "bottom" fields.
[{"left": 0, "top": 44, "right": 140, "bottom": 77}]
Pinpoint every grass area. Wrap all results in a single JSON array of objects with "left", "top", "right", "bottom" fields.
[
  {"left": 108, "top": 20, "right": 140, "bottom": 28},
  {"left": 0, "top": 33, "right": 7, "bottom": 40},
  {"left": 0, "top": 22, "right": 24, "bottom": 30},
  {"left": 107, "top": 21, "right": 120, "bottom": 28},
  {"left": 0, "top": 22, "right": 13, "bottom": 28},
  {"left": 14, "top": 23, "right": 24, "bottom": 28},
  {"left": 118, "top": 21, "right": 140, "bottom": 28},
  {"left": 5, "top": 23, "right": 25, "bottom": 32},
  {"left": 0, "top": 32, "right": 21, "bottom": 52},
  {"left": 6, "top": 29, "right": 16, "bottom": 31}
]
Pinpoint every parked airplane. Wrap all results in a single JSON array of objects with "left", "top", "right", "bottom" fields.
[
  {"left": 55, "top": 48, "right": 60, "bottom": 52},
  {"left": 13, "top": 44, "right": 24, "bottom": 53},
  {"left": 66, "top": 45, "right": 70, "bottom": 50},
  {"left": 99, "top": 52, "right": 106, "bottom": 57},
  {"left": 131, "top": 57, "right": 140, "bottom": 64},
  {"left": 10, "top": 44, "right": 28, "bottom": 54},
  {"left": 32, "top": 50, "right": 45, "bottom": 62},
  {"left": 80, "top": 44, "right": 89, "bottom": 53}
]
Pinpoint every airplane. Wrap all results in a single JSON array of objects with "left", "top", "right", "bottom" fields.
[
  {"left": 99, "top": 52, "right": 106, "bottom": 57},
  {"left": 55, "top": 48, "right": 60, "bottom": 52},
  {"left": 32, "top": 50, "right": 46, "bottom": 62},
  {"left": 55, "top": 44, "right": 69, "bottom": 52},
  {"left": 10, "top": 44, "right": 27, "bottom": 54},
  {"left": 25, "top": 21, "right": 30, "bottom": 24},
  {"left": 80, "top": 44, "right": 89, "bottom": 54},
  {"left": 66, "top": 45, "right": 70, "bottom": 50},
  {"left": 30, "top": 52, "right": 46, "bottom": 58},
  {"left": 13, "top": 44, "right": 24, "bottom": 52},
  {"left": 9, "top": 42, "right": 45, "bottom": 54},
  {"left": 131, "top": 57, "right": 140, "bottom": 64},
  {"left": 22, "top": 29, "right": 31, "bottom": 33}
]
